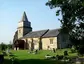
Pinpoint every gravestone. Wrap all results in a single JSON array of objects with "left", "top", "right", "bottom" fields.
[
  {"left": 17, "top": 47, "right": 19, "bottom": 50},
  {"left": 53, "top": 48, "right": 56, "bottom": 53},
  {"left": 35, "top": 50, "right": 38, "bottom": 54},
  {"left": 14, "top": 47, "right": 19, "bottom": 50},
  {"left": 6, "top": 49, "right": 10, "bottom": 53}
]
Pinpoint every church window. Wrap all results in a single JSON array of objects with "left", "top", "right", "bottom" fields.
[{"left": 50, "top": 39, "right": 53, "bottom": 44}]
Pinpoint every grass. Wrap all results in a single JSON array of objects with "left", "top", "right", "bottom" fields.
[
  {"left": 11, "top": 49, "right": 77, "bottom": 59},
  {"left": 3, "top": 48, "right": 78, "bottom": 64}
]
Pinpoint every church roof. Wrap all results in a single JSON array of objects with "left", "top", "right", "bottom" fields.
[
  {"left": 42, "top": 29, "right": 60, "bottom": 37},
  {"left": 22, "top": 29, "right": 49, "bottom": 38},
  {"left": 19, "top": 29, "right": 60, "bottom": 39},
  {"left": 21, "top": 11, "right": 28, "bottom": 22}
]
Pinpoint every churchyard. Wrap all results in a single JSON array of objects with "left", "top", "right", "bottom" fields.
[{"left": 0, "top": 48, "right": 80, "bottom": 64}]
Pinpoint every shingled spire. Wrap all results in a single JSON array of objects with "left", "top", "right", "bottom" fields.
[
  {"left": 18, "top": 11, "right": 32, "bottom": 39},
  {"left": 21, "top": 11, "right": 28, "bottom": 22}
]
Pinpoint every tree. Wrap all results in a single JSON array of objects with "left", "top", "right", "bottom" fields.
[
  {"left": 0, "top": 42, "right": 7, "bottom": 51},
  {"left": 69, "top": 22, "right": 84, "bottom": 55},
  {"left": 7, "top": 41, "right": 13, "bottom": 49},
  {"left": 46, "top": 0, "right": 84, "bottom": 54}
]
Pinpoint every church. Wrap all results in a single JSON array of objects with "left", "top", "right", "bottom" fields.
[{"left": 13, "top": 12, "right": 70, "bottom": 50}]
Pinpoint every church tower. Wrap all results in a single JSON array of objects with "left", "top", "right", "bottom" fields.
[{"left": 17, "top": 12, "right": 32, "bottom": 39}]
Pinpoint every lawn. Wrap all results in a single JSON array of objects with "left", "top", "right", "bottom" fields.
[{"left": 3, "top": 49, "right": 77, "bottom": 64}]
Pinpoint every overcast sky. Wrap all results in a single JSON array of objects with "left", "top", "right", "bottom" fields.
[{"left": 0, "top": 0, "right": 62, "bottom": 44}]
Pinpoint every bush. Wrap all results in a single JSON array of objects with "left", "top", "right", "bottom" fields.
[
  {"left": 2, "top": 51, "right": 7, "bottom": 56},
  {"left": 71, "top": 46, "right": 76, "bottom": 53},
  {"left": 78, "top": 46, "right": 84, "bottom": 56},
  {"left": 0, "top": 43, "right": 7, "bottom": 51},
  {"left": 9, "top": 52, "right": 14, "bottom": 57},
  {"left": 71, "top": 49, "right": 76, "bottom": 53}
]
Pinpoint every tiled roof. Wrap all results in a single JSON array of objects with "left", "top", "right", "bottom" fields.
[
  {"left": 22, "top": 29, "right": 49, "bottom": 38},
  {"left": 19, "top": 29, "right": 60, "bottom": 39},
  {"left": 42, "top": 29, "right": 60, "bottom": 37}
]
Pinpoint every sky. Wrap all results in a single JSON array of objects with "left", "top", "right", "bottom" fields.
[{"left": 0, "top": 0, "right": 62, "bottom": 44}]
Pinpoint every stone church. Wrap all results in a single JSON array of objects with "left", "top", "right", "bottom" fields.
[{"left": 13, "top": 12, "right": 70, "bottom": 50}]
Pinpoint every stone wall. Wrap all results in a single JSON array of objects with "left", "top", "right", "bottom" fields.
[{"left": 42, "top": 37, "right": 57, "bottom": 50}]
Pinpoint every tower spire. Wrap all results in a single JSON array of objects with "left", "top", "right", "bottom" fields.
[
  {"left": 18, "top": 11, "right": 32, "bottom": 39},
  {"left": 21, "top": 11, "right": 28, "bottom": 21}
]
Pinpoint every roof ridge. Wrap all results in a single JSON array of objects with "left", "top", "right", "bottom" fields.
[
  {"left": 31, "top": 29, "right": 49, "bottom": 32},
  {"left": 41, "top": 29, "right": 49, "bottom": 37}
]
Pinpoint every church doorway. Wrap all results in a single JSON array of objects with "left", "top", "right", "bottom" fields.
[{"left": 14, "top": 40, "right": 25, "bottom": 50}]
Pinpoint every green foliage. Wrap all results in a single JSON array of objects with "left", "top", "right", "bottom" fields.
[
  {"left": 0, "top": 43, "right": 7, "bottom": 51},
  {"left": 78, "top": 45, "right": 84, "bottom": 56},
  {"left": 46, "top": 0, "right": 84, "bottom": 55},
  {"left": 7, "top": 44, "right": 12, "bottom": 49},
  {"left": 2, "top": 51, "right": 7, "bottom": 56},
  {"left": 46, "top": 0, "right": 84, "bottom": 33},
  {"left": 0, "top": 42, "right": 13, "bottom": 51},
  {"left": 70, "top": 46, "right": 76, "bottom": 53}
]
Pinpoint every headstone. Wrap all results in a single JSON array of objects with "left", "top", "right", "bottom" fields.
[
  {"left": 64, "top": 51, "right": 68, "bottom": 56},
  {"left": 17, "top": 47, "right": 19, "bottom": 50},
  {"left": 6, "top": 49, "right": 10, "bottom": 53},
  {"left": 35, "top": 50, "right": 38, "bottom": 54},
  {"left": 45, "top": 54, "right": 52, "bottom": 59},
  {"left": 14, "top": 47, "right": 19, "bottom": 50},
  {"left": 14, "top": 47, "right": 16, "bottom": 50},
  {"left": 76, "top": 61, "right": 81, "bottom": 64},
  {"left": 75, "top": 58, "right": 81, "bottom": 64},
  {"left": 53, "top": 48, "right": 56, "bottom": 53}
]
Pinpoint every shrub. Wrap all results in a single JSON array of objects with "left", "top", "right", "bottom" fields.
[
  {"left": 0, "top": 43, "right": 7, "bottom": 51},
  {"left": 2, "top": 51, "right": 7, "bottom": 56},
  {"left": 71, "top": 49, "right": 75, "bottom": 53},
  {"left": 78, "top": 46, "right": 84, "bottom": 56},
  {"left": 71, "top": 46, "right": 76, "bottom": 53}
]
